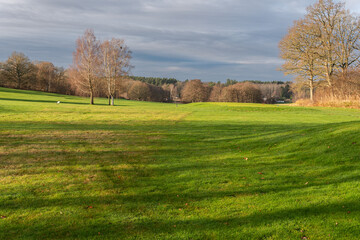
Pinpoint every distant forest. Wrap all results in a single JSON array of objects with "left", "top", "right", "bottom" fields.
[{"left": 129, "top": 76, "right": 178, "bottom": 86}]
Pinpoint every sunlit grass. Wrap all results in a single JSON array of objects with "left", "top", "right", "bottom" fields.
[{"left": 1, "top": 87, "right": 360, "bottom": 239}]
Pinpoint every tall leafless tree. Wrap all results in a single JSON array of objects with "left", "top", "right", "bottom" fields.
[
  {"left": 335, "top": 12, "right": 360, "bottom": 76},
  {"left": 100, "top": 38, "right": 132, "bottom": 105},
  {"left": 306, "top": 0, "right": 345, "bottom": 88},
  {"left": 35, "top": 61, "right": 56, "bottom": 92},
  {"left": 279, "top": 19, "right": 322, "bottom": 101},
  {"left": 71, "top": 29, "right": 100, "bottom": 105}
]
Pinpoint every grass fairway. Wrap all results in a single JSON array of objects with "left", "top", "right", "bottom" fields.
[{"left": 1, "top": 87, "right": 360, "bottom": 239}]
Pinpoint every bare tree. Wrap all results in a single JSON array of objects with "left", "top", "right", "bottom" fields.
[
  {"left": 161, "top": 84, "right": 176, "bottom": 102},
  {"left": 181, "top": 79, "right": 209, "bottom": 103},
  {"left": 306, "top": 0, "right": 345, "bottom": 88},
  {"left": 0, "top": 62, "right": 4, "bottom": 86},
  {"left": 279, "top": 19, "right": 322, "bottom": 101},
  {"left": 35, "top": 61, "right": 56, "bottom": 92},
  {"left": 71, "top": 29, "right": 100, "bottom": 105},
  {"left": 257, "top": 83, "right": 283, "bottom": 102},
  {"left": 52, "top": 67, "right": 73, "bottom": 95},
  {"left": 1, "top": 52, "right": 36, "bottom": 89},
  {"left": 280, "top": 0, "right": 360, "bottom": 101},
  {"left": 100, "top": 38, "right": 132, "bottom": 105},
  {"left": 335, "top": 12, "right": 360, "bottom": 76},
  {"left": 209, "top": 83, "right": 223, "bottom": 102},
  {"left": 220, "top": 82, "right": 262, "bottom": 103},
  {"left": 127, "top": 81, "right": 151, "bottom": 101}
]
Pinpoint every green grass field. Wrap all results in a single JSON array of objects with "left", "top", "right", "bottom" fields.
[{"left": 1, "top": 87, "right": 360, "bottom": 239}]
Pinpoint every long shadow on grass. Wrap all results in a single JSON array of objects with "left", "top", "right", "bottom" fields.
[
  {"left": 2, "top": 198, "right": 360, "bottom": 239},
  {"left": 1, "top": 120, "right": 360, "bottom": 239},
  {"left": 0, "top": 97, "right": 123, "bottom": 106},
  {"left": 2, "top": 168, "right": 360, "bottom": 210},
  {"left": 0, "top": 87, "right": 64, "bottom": 96}
]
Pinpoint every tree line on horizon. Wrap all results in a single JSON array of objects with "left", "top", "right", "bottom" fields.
[
  {"left": 0, "top": 29, "right": 292, "bottom": 104},
  {"left": 280, "top": 0, "right": 360, "bottom": 105},
  {"left": 0, "top": 53, "right": 291, "bottom": 104}
]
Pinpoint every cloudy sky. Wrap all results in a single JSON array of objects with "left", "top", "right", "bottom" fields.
[{"left": 1, "top": 0, "right": 360, "bottom": 82}]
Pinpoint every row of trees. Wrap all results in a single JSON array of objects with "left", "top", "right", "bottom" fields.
[
  {"left": 280, "top": 0, "right": 360, "bottom": 102},
  {"left": 0, "top": 51, "right": 291, "bottom": 104},
  {"left": 0, "top": 52, "right": 71, "bottom": 94},
  {"left": 129, "top": 76, "right": 178, "bottom": 86},
  {"left": 120, "top": 79, "right": 291, "bottom": 104},
  {"left": 117, "top": 79, "right": 278, "bottom": 104},
  {"left": 224, "top": 79, "right": 286, "bottom": 87},
  {"left": 0, "top": 29, "right": 132, "bottom": 105},
  {"left": 0, "top": 29, "right": 292, "bottom": 105},
  {"left": 0, "top": 52, "right": 175, "bottom": 103},
  {"left": 179, "top": 79, "right": 291, "bottom": 103}
]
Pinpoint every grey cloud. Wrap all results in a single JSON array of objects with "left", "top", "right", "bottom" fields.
[{"left": 0, "top": 0, "right": 357, "bottom": 81}]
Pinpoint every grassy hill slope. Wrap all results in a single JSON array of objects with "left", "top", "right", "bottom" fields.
[{"left": 1, "top": 87, "right": 360, "bottom": 239}]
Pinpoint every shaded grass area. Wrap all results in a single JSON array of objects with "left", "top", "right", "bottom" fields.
[{"left": 1, "top": 87, "right": 360, "bottom": 239}]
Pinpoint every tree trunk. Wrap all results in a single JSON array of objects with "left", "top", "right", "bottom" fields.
[
  {"left": 90, "top": 92, "right": 94, "bottom": 105},
  {"left": 48, "top": 79, "right": 51, "bottom": 92},
  {"left": 309, "top": 78, "right": 314, "bottom": 102},
  {"left": 325, "top": 69, "right": 333, "bottom": 88},
  {"left": 108, "top": 96, "right": 111, "bottom": 105},
  {"left": 111, "top": 95, "right": 114, "bottom": 106}
]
